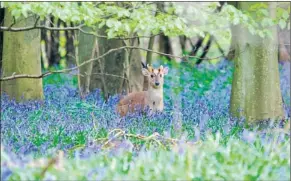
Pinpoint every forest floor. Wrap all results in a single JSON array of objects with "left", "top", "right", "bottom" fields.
[{"left": 1, "top": 59, "right": 290, "bottom": 180}]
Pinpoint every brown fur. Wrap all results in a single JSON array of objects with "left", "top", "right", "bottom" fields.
[
  {"left": 116, "top": 91, "right": 147, "bottom": 116},
  {"left": 116, "top": 65, "right": 168, "bottom": 117}
]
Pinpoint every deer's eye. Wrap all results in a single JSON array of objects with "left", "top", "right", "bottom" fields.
[{"left": 151, "top": 75, "right": 154, "bottom": 78}]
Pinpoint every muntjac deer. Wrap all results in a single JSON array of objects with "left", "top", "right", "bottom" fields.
[{"left": 116, "top": 64, "right": 169, "bottom": 117}]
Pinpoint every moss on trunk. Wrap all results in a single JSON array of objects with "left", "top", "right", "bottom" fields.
[
  {"left": 90, "top": 27, "right": 128, "bottom": 98},
  {"left": 1, "top": 11, "right": 44, "bottom": 101},
  {"left": 77, "top": 26, "right": 95, "bottom": 96},
  {"left": 230, "top": 2, "right": 284, "bottom": 123}
]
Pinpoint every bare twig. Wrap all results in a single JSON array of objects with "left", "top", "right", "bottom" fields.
[
  {"left": 1, "top": 21, "right": 162, "bottom": 40},
  {"left": 34, "top": 16, "right": 40, "bottom": 27},
  {"left": 67, "top": 128, "right": 202, "bottom": 152},
  {"left": 1, "top": 24, "right": 84, "bottom": 32},
  {"left": 7, "top": 16, "right": 16, "bottom": 30},
  {"left": 79, "top": 27, "right": 162, "bottom": 40},
  {"left": 38, "top": 156, "right": 58, "bottom": 180},
  {"left": 0, "top": 46, "right": 243, "bottom": 82}
]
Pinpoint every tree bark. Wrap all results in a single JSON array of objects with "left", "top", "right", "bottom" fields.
[
  {"left": 226, "top": 1, "right": 238, "bottom": 61},
  {"left": 0, "top": 8, "right": 5, "bottom": 72},
  {"left": 157, "top": 3, "right": 172, "bottom": 61},
  {"left": 40, "top": 17, "right": 51, "bottom": 69},
  {"left": 90, "top": 27, "right": 128, "bottom": 99},
  {"left": 143, "top": 34, "right": 155, "bottom": 91},
  {"left": 127, "top": 36, "right": 144, "bottom": 93},
  {"left": 230, "top": 2, "right": 285, "bottom": 124},
  {"left": 278, "top": 29, "right": 290, "bottom": 61},
  {"left": 49, "top": 16, "right": 60, "bottom": 66},
  {"left": 64, "top": 22, "right": 76, "bottom": 67},
  {"left": 76, "top": 26, "right": 95, "bottom": 97},
  {"left": 1, "top": 12, "right": 44, "bottom": 101}
]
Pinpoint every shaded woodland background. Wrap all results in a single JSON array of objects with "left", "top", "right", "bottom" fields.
[{"left": 0, "top": 2, "right": 290, "bottom": 180}]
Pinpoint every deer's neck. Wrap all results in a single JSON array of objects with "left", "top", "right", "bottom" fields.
[{"left": 147, "top": 87, "right": 163, "bottom": 100}]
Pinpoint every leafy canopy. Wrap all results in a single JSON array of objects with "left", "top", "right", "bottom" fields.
[{"left": 1, "top": 2, "right": 290, "bottom": 39}]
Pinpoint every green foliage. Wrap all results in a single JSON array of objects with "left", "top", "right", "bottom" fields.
[
  {"left": 247, "top": 2, "right": 290, "bottom": 32},
  {"left": 3, "top": 132, "right": 290, "bottom": 180},
  {"left": 1, "top": 2, "right": 289, "bottom": 40},
  {"left": 42, "top": 66, "right": 78, "bottom": 86}
]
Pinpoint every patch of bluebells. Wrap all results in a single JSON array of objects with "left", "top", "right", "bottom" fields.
[
  {"left": 279, "top": 61, "right": 290, "bottom": 118},
  {"left": 1, "top": 60, "right": 290, "bottom": 158}
]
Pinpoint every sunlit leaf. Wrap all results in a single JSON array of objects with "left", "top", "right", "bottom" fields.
[{"left": 279, "top": 19, "right": 287, "bottom": 29}]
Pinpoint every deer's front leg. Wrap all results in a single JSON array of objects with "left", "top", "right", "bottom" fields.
[
  {"left": 147, "top": 103, "right": 155, "bottom": 116},
  {"left": 156, "top": 101, "right": 164, "bottom": 112}
]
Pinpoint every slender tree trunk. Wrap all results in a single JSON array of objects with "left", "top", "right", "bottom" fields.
[
  {"left": 159, "top": 33, "right": 173, "bottom": 61},
  {"left": 226, "top": 1, "right": 238, "bottom": 61},
  {"left": 64, "top": 22, "right": 75, "bottom": 67},
  {"left": 76, "top": 26, "right": 95, "bottom": 97},
  {"left": 230, "top": 2, "right": 284, "bottom": 124},
  {"left": 143, "top": 34, "right": 155, "bottom": 91},
  {"left": 278, "top": 29, "right": 290, "bottom": 61},
  {"left": 179, "top": 35, "right": 187, "bottom": 52},
  {"left": 50, "top": 17, "right": 60, "bottom": 66},
  {"left": 0, "top": 8, "right": 5, "bottom": 72},
  {"left": 41, "top": 17, "right": 51, "bottom": 69},
  {"left": 127, "top": 36, "right": 143, "bottom": 93},
  {"left": 1, "top": 12, "right": 44, "bottom": 101},
  {"left": 277, "top": 3, "right": 290, "bottom": 61},
  {"left": 157, "top": 3, "right": 173, "bottom": 60},
  {"left": 143, "top": 3, "right": 159, "bottom": 91},
  {"left": 90, "top": 27, "right": 128, "bottom": 99}
]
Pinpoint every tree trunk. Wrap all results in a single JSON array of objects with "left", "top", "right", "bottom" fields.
[
  {"left": 40, "top": 17, "right": 51, "bottom": 69},
  {"left": 143, "top": 35, "right": 155, "bottom": 91},
  {"left": 127, "top": 36, "right": 144, "bottom": 93},
  {"left": 76, "top": 26, "right": 95, "bottom": 97},
  {"left": 179, "top": 36, "right": 186, "bottom": 51},
  {"left": 0, "top": 8, "right": 5, "bottom": 72},
  {"left": 278, "top": 29, "right": 290, "bottom": 61},
  {"left": 1, "top": 12, "right": 44, "bottom": 101},
  {"left": 226, "top": 1, "right": 238, "bottom": 61},
  {"left": 64, "top": 22, "right": 76, "bottom": 67},
  {"left": 49, "top": 16, "right": 60, "bottom": 66},
  {"left": 230, "top": 2, "right": 284, "bottom": 124},
  {"left": 157, "top": 2, "right": 172, "bottom": 60},
  {"left": 90, "top": 27, "right": 128, "bottom": 99}
]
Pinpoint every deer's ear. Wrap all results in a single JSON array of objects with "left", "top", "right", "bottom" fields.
[
  {"left": 142, "top": 68, "right": 150, "bottom": 76},
  {"left": 163, "top": 67, "right": 169, "bottom": 75}
]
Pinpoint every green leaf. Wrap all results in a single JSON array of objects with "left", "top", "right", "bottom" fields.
[
  {"left": 248, "top": 26, "right": 255, "bottom": 35},
  {"left": 233, "top": 17, "right": 239, "bottom": 25},
  {"left": 117, "top": 9, "right": 130, "bottom": 18},
  {"left": 258, "top": 31, "right": 265, "bottom": 38},
  {"left": 282, "top": 10, "right": 289, "bottom": 19},
  {"left": 98, "top": 20, "right": 106, "bottom": 29},
  {"left": 261, "top": 18, "right": 273, "bottom": 27},
  {"left": 107, "top": 29, "right": 115, "bottom": 39},
  {"left": 21, "top": 8, "right": 28, "bottom": 18},
  {"left": 124, "top": 23, "right": 131, "bottom": 34},
  {"left": 279, "top": 19, "right": 286, "bottom": 29},
  {"left": 106, "top": 19, "right": 117, "bottom": 28},
  {"left": 199, "top": 31, "right": 205, "bottom": 38},
  {"left": 71, "top": 15, "right": 80, "bottom": 22},
  {"left": 259, "top": 9, "right": 268, "bottom": 16},
  {"left": 265, "top": 30, "right": 272, "bottom": 38}
]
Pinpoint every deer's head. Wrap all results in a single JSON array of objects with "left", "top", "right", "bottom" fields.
[{"left": 142, "top": 64, "right": 169, "bottom": 89}]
